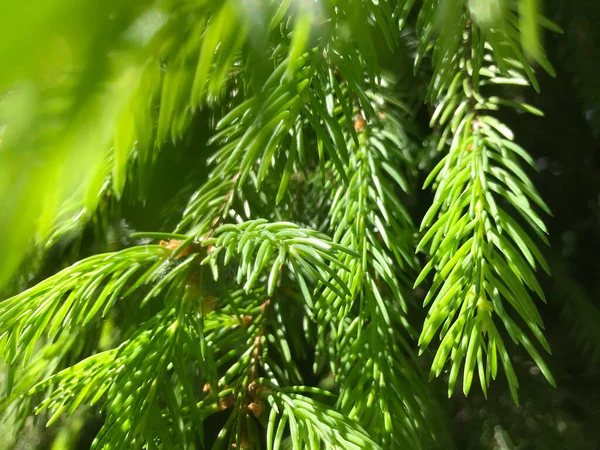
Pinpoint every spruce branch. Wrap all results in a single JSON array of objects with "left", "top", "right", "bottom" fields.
[
  {"left": 1, "top": 218, "right": 362, "bottom": 447},
  {"left": 412, "top": 3, "right": 556, "bottom": 402},
  {"left": 0, "top": 246, "right": 169, "bottom": 367},
  {"left": 303, "top": 82, "right": 453, "bottom": 447},
  {"left": 264, "top": 388, "right": 380, "bottom": 450}
]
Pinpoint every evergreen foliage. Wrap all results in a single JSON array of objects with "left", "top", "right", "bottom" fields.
[{"left": 0, "top": 0, "right": 597, "bottom": 448}]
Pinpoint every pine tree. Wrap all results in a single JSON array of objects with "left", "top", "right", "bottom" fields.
[{"left": 0, "top": 0, "right": 574, "bottom": 448}]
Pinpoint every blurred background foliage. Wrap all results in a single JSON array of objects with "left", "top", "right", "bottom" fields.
[{"left": 0, "top": 0, "right": 599, "bottom": 448}]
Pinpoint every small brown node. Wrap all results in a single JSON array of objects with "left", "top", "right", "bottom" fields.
[
  {"left": 232, "top": 440, "right": 249, "bottom": 449},
  {"left": 159, "top": 239, "right": 200, "bottom": 258},
  {"left": 159, "top": 239, "right": 180, "bottom": 250},
  {"left": 248, "top": 401, "right": 264, "bottom": 418},
  {"left": 219, "top": 395, "right": 235, "bottom": 410},
  {"left": 248, "top": 381, "right": 267, "bottom": 399},
  {"left": 354, "top": 114, "right": 366, "bottom": 132},
  {"left": 259, "top": 299, "right": 271, "bottom": 312}
]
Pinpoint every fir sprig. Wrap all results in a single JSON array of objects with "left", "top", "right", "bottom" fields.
[{"left": 411, "top": 3, "right": 556, "bottom": 402}]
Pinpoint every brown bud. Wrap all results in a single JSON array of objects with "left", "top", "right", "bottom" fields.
[
  {"left": 354, "top": 114, "right": 366, "bottom": 132},
  {"left": 219, "top": 395, "right": 235, "bottom": 410},
  {"left": 241, "top": 315, "right": 253, "bottom": 327},
  {"left": 248, "top": 382, "right": 267, "bottom": 399},
  {"left": 259, "top": 299, "right": 271, "bottom": 312},
  {"left": 248, "top": 401, "right": 264, "bottom": 418},
  {"left": 159, "top": 239, "right": 199, "bottom": 258}
]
